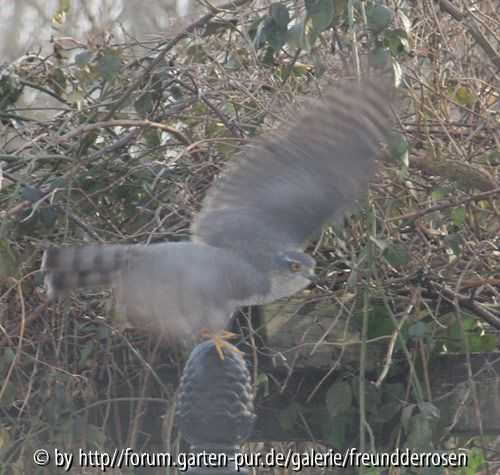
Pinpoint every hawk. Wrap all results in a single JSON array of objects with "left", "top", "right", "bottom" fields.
[{"left": 42, "top": 82, "right": 392, "bottom": 353}]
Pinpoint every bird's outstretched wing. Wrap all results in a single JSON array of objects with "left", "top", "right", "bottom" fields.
[{"left": 191, "top": 82, "right": 392, "bottom": 256}]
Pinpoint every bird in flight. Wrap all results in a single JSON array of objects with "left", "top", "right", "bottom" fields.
[{"left": 42, "top": 81, "right": 392, "bottom": 358}]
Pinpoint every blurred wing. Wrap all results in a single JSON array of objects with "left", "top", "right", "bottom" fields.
[
  {"left": 43, "top": 242, "right": 269, "bottom": 335},
  {"left": 191, "top": 82, "right": 392, "bottom": 253}
]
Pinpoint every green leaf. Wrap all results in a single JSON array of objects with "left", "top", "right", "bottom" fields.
[
  {"left": 75, "top": 51, "right": 90, "bottom": 66},
  {"left": 368, "top": 5, "right": 393, "bottom": 33},
  {"left": 256, "top": 372, "right": 270, "bottom": 398},
  {"left": 72, "top": 415, "right": 87, "bottom": 437},
  {"left": 144, "top": 129, "right": 161, "bottom": 148},
  {"left": 370, "top": 236, "right": 387, "bottom": 250},
  {"left": 170, "top": 85, "right": 183, "bottom": 100},
  {"left": 287, "top": 23, "right": 304, "bottom": 49},
  {"left": 352, "top": 379, "right": 381, "bottom": 410},
  {"left": 333, "top": 0, "right": 346, "bottom": 17},
  {"left": 455, "top": 86, "right": 473, "bottom": 107},
  {"left": 369, "top": 46, "right": 390, "bottom": 69},
  {"left": 355, "top": 305, "right": 408, "bottom": 348},
  {"left": 53, "top": 0, "right": 70, "bottom": 23},
  {"left": 0, "top": 239, "right": 19, "bottom": 280},
  {"left": 443, "top": 233, "right": 462, "bottom": 256},
  {"left": 467, "top": 331, "right": 497, "bottom": 352},
  {"left": 185, "top": 44, "right": 203, "bottom": 60},
  {"left": 21, "top": 186, "right": 43, "bottom": 202},
  {"left": 0, "top": 380, "right": 16, "bottom": 408},
  {"left": 373, "top": 401, "right": 402, "bottom": 423},
  {"left": 418, "top": 401, "right": 440, "bottom": 419},
  {"left": 461, "top": 449, "right": 486, "bottom": 474},
  {"left": 270, "top": 3, "right": 289, "bottom": 28},
  {"left": 346, "top": 269, "right": 357, "bottom": 289},
  {"left": 264, "top": 21, "right": 288, "bottom": 51},
  {"left": 2, "top": 348, "right": 15, "bottom": 365},
  {"left": 303, "top": 0, "right": 334, "bottom": 49},
  {"left": 38, "top": 207, "right": 57, "bottom": 229},
  {"left": 67, "top": 89, "right": 85, "bottom": 104},
  {"left": 431, "top": 186, "right": 449, "bottom": 200},
  {"left": 384, "top": 28, "right": 410, "bottom": 56},
  {"left": 86, "top": 424, "right": 107, "bottom": 446},
  {"left": 277, "top": 402, "right": 301, "bottom": 431},
  {"left": 401, "top": 403, "right": 416, "bottom": 433},
  {"left": 409, "top": 321, "right": 427, "bottom": 340},
  {"left": 323, "top": 410, "right": 353, "bottom": 448},
  {"left": 97, "top": 53, "right": 122, "bottom": 82},
  {"left": 407, "top": 412, "right": 434, "bottom": 451},
  {"left": 79, "top": 339, "right": 95, "bottom": 364},
  {"left": 253, "top": 20, "right": 267, "bottom": 49},
  {"left": 48, "top": 68, "right": 67, "bottom": 96},
  {"left": 50, "top": 177, "right": 65, "bottom": 190},
  {"left": 96, "top": 326, "right": 112, "bottom": 340},
  {"left": 383, "top": 242, "right": 411, "bottom": 268},
  {"left": 398, "top": 10, "right": 412, "bottom": 32},
  {"left": 135, "top": 92, "right": 153, "bottom": 119},
  {"left": 450, "top": 207, "right": 466, "bottom": 227},
  {"left": 325, "top": 380, "right": 352, "bottom": 417},
  {"left": 382, "top": 383, "right": 405, "bottom": 403},
  {"left": 203, "top": 19, "right": 235, "bottom": 36}
]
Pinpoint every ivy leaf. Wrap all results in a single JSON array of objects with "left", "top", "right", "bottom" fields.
[
  {"left": 455, "top": 86, "right": 473, "bottom": 107},
  {"left": 79, "top": 339, "right": 95, "bottom": 364},
  {"left": 0, "top": 239, "right": 19, "bottom": 279},
  {"left": 0, "top": 380, "right": 16, "bottom": 408},
  {"left": 369, "top": 46, "right": 390, "bottom": 69},
  {"left": 384, "top": 28, "right": 410, "bottom": 56},
  {"left": 21, "top": 186, "right": 43, "bottom": 202},
  {"left": 418, "top": 401, "right": 440, "bottom": 419},
  {"left": 48, "top": 68, "right": 66, "bottom": 96},
  {"left": 303, "top": 0, "right": 333, "bottom": 49},
  {"left": 325, "top": 381, "right": 352, "bottom": 417},
  {"left": 256, "top": 372, "right": 270, "bottom": 398},
  {"left": 443, "top": 233, "right": 462, "bottom": 256},
  {"left": 287, "top": 23, "right": 304, "bottom": 49},
  {"left": 270, "top": 3, "right": 289, "bottom": 28},
  {"left": 352, "top": 379, "right": 381, "bottom": 409},
  {"left": 97, "top": 53, "right": 122, "bottom": 82},
  {"left": 383, "top": 242, "right": 411, "bottom": 268},
  {"left": 373, "top": 401, "right": 402, "bottom": 423},
  {"left": 135, "top": 92, "right": 153, "bottom": 119},
  {"left": 38, "top": 207, "right": 57, "bottom": 229},
  {"left": 407, "top": 413, "right": 434, "bottom": 451},
  {"left": 368, "top": 5, "right": 393, "bottom": 33},
  {"left": 75, "top": 51, "right": 90, "bottom": 66},
  {"left": 450, "top": 207, "right": 466, "bottom": 227},
  {"left": 409, "top": 321, "right": 427, "bottom": 340},
  {"left": 277, "top": 402, "right": 301, "bottom": 431},
  {"left": 388, "top": 132, "right": 410, "bottom": 166},
  {"left": 401, "top": 403, "right": 416, "bottom": 433},
  {"left": 265, "top": 21, "right": 288, "bottom": 51}
]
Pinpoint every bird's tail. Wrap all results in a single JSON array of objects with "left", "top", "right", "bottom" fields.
[{"left": 42, "top": 245, "right": 128, "bottom": 298}]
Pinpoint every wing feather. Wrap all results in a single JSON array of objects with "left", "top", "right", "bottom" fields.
[{"left": 191, "top": 81, "right": 393, "bottom": 255}]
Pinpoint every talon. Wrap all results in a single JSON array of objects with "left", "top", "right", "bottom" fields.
[{"left": 200, "top": 330, "right": 244, "bottom": 361}]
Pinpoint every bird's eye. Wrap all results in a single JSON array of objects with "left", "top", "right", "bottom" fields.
[{"left": 290, "top": 262, "right": 301, "bottom": 272}]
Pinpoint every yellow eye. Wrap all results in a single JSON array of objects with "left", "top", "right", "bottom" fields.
[{"left": 290, "top": 262, "right": 301, "bottom": 272}]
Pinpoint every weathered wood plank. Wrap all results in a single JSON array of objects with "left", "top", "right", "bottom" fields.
[{"left": 252, "top": 352, "right": 500, "bottom": 440}]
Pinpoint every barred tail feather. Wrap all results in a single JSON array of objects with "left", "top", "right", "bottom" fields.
[{"left": 42, "top": 245, "right": 127, "bottom": 297}]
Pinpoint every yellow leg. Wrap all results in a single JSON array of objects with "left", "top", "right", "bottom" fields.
[{"left": 200, "top": 330, "right": 244, "bottom": 361}]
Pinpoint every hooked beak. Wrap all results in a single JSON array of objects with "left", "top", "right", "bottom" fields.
[{"left": 307, "top": 269, "right": 318, "bottom": 282}]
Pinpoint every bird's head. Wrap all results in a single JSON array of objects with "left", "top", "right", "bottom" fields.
[{"left": 269, "top": 250, "right": 317, "bottom": 298}]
